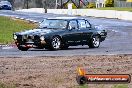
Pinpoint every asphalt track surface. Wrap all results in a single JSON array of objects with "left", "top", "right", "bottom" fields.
[{"left": 0, "top": 10, "right": 132, "bottom": 57}]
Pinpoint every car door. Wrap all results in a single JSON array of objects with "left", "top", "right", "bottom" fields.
[
  {"left": 63, "top": 20, "right": 81, "bottom": 45},
  {"left": 78, "top": 19, "right": 93, "bottom": 43}
]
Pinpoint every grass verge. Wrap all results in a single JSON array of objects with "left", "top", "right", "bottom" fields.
[
  {"left": 79, "top": 84, "right": 88, "bottom": 88},
  {"left": 96, "top": 7, "right": 132, "bottom": 12},
  {"left": 0, "top": 16, "right": 37, "bottom": 44},
  {"left": 0, "top": 83, "right": 15, "bottom": 88},
  {"left": 112, "top": 84, "right": 128, "bottom": 88}
]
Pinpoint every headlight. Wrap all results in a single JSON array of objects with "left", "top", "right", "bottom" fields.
[
  {"left": 40, "top": 36, "right": 45, "bottom": 41},
  {"left": 13, "top": 34, "right": 17, "bottom": 40}
]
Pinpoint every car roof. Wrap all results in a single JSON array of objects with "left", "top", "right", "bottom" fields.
[{"left": 47, "top": 17, "right": 86, "bottom": 20}]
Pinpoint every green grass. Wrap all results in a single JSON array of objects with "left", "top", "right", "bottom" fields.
[
  {"left": 77, "top": 84, "right": 128, "bottom": 88},
  {"left": 112, "top": 84, "right": 128, "bottom": 88},
  {"left": 0, "top": 83, "right": 15, "bottom": 88},
  {"left": 96, "top": 7, "right": 132, "bottom": 12},
  {"left": 79, "top": 84, "right": 88, "bottom": 88},
  {"left": 0, "top": 16, "right": 37, "bottom": 44}
]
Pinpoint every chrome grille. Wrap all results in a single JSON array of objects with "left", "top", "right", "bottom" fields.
[
  {"left": 17, "top": 35, "right": 22, "bottom": 40},
  {"left": 28, "top": 35, "right": 34, "bottom": 39},
  {"left": 23, "top": 35, "right": 28, "bottom": 39},
  {"left": 23, "top": 35, "right": 34, "bottom": 39},
  {"left": 34, "top": 35, "right": 40, "bottom": 40}
]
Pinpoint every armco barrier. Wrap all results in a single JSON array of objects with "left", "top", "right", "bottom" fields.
[{"left": 16, "top": 8, "right": 132, "bottom": 21}]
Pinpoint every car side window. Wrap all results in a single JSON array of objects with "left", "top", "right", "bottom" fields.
[
  {"left": 78, "top": 20, "right": 86, "bottom": 29},
  {"left": 68, "top": 20, "right": 78, "bottom": 29},
  {"left": 85, "top": 20, "right": 91, "bottom": 28}
]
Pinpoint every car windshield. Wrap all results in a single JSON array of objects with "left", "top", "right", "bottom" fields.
[{"left": 39, "top": 19, "right": 67, "bottom": 29}]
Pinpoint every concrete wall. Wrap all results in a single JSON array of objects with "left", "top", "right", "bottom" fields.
[
  {"left": 47, "top": 9, "right": 132, "bottom": 21},
  {"left": 17, "top": 8, "right": 132, "bottom": 21},
  {"left": 17, "top": 8, "right": 45, "bottom": 13}
]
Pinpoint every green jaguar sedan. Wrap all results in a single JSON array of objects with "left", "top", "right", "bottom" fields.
[{"left": 13, "top": 17, "right": 107, "bottom": 51}]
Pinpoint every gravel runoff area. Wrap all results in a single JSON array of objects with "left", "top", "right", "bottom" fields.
[{"left": 0, "top": 55, "right": 132, "bottom": 88}]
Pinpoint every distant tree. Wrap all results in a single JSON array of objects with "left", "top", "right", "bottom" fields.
[
  {"left": 23, "top": 0, "right": 28, "bottom": 9},
  {"left": 105, "top": 0, "right": 114, "bottom": 7},
  {"left": 35, "top": 0, "right": 43, "bottom": 8},
  {"left": 46, "top": 0, "right": 56, "bottom": 8},
  {"left": 8, "top": 0, "right": 15, "bottom": 10},
  {"left": 86, "top": 2, "right": 96, "bottom": 8},
  {"left": 42, "top": 0, "right": 47, "bottom": 13},
  {"left": 64, "top": 3, "right": 77, "bottom": 9},
  {"left": 23, "top": 0, "right": 32, "bottom": 9}
]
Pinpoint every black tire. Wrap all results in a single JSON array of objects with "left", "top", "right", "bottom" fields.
[
  {"left": 88, "top": 36, "right": 100, "bottom": 48},
  {"left": 76, "top": 76, "right": 87, "bottom": 85},
  {"left": 50, "top": 36, "right": 61, "bottom": 50},
  {"left": 18, "top": 46, "right": 29, "bottom": 51}
]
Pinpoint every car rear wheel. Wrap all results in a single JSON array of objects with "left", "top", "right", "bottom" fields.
[
  {"left": 50, "top": 36, "right": 61, "bottom": 50},
  {"left": 88, "top": 36, "right": 100, "bottom": 48},
  {"left": 18, "top": 46, "right": 29, "bottom": 51}
]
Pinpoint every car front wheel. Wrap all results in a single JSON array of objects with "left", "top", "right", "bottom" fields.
[
  {"left": 50, "top": 36, "right": 61, "bottom": 50},
  {"left": 88, "top": 36, "right": 100, "bottom": 48},
  {"left": 18, "top": 46, "right": 29, "bottom": 51}
]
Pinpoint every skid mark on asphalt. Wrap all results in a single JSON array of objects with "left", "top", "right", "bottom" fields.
[
  {"left": 2, "top": 46, "right": 14, "bottom": 49},
  {"left": 0, "top": 45, "right": 16, "bottom": 50}
]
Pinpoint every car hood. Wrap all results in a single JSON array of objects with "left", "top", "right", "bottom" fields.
[
  {"left": 16, "top": 29, "right": 61, "bottom": 35},
  {"left": 17, "top": 28, "right": 54, "bottom": 35}
]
